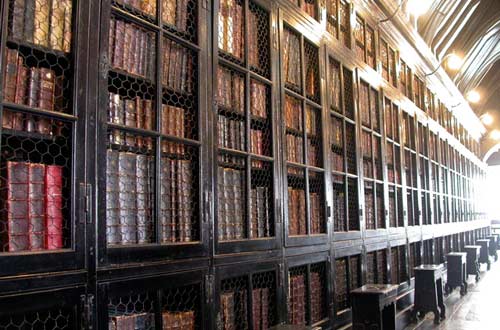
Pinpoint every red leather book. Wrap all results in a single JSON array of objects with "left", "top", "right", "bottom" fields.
[
  {"left": 28, "top": 163, "right": 46, "bottom": 250},
  {"left": 39, "top": 68, "right": 55, "bottom": 111},
  {"left": 14, "top": 56, "right": 28, "bottom": 108},
  {"left": 45, "top": 165, "right": 64, "bottom": 249},
  {"left": 4, "top": 161, "right": 30, "bottom": 252},
  {"left": 252, "top": 288, "right": 261, "bottom": 330}
]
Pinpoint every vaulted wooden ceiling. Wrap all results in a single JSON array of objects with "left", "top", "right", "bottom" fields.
[{"left": 417, "top": 0, "right": 500, "bottom": 120}]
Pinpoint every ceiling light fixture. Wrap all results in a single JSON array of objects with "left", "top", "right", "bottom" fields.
[
  {"left": 491, "top": 130, "right": 500, "bottom": 141},
  {"left": 425, "top": 53, "right": 463, "bottom": 77},
  {"left": 377, "top": 0, "right": 431, "bottom": 25},
  {"left": 481, "top": 113, "right": 493, "bottom": 126},
  {"left": 467, "top": 90, "right": 481, "bottom": 104}
]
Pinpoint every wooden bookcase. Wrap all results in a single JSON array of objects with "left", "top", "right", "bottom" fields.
[{"left": 0, "top": 0, "right": 490, "bottom": 328}]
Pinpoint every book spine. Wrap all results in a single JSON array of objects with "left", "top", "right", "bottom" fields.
[
  {"left": 113, "top": 19, "right": 125, "bottom": 69},
  {"left": 106, "top": 149, "right": 121, "bottom": 245},
  {"left": 136, "top": 154, "right": 152, "bottom": 244},
  {"left": 118, "top": 152, "right": 138, "bottom": 245},
  {"left": 23, "top": 0, "right": 35, "bottom": 43},
  {"left": 33, "top": 0, "right": 50, "bottom": 47},
  {"left": 217, "top": 166, "right": 226, "bottom": 241},
  {"left": 3, "top": 49, "right": 19, "bottom": 105},
  {"left": 50, "top": 0, "right": 66, "bottom": 51},
  {"left": 62, "top": 0, "right": 72, "bottom": 52},
  {"left": 9, "top": 0, "right": 26, "bottom": 40},
  {"left": 45, "top": 165, "right": 63, "bottom": 249},
  {"left": 252, "top": 288, "right": 261, "bottom": 330},
  {"left": 28, "top": 163, "right": 46, "bottom": 250},
  {"left": 5, "top": 162, "right": 30, "bottom": 252},
  {"left": 14, "top": 56, "right": 28, "bottom": 106},
  {"left": 39, "top": 68, "right": 55, "bottom": 111}
]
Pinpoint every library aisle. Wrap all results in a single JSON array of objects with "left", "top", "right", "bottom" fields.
[{"left": 406, "top": 262, "right": 500, "bottom": 330}]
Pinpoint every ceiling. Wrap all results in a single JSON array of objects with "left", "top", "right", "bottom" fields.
[
  {"left": 417, "top": 0, "right": 500, "bottom": 116},
  {"left": 416, "top": 0, "right": 500, "bottom": 160}
]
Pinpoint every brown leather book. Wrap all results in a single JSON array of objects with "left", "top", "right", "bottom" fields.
[
  {"left": 9, "top": 0, "right": 26, "bottom": 40},
  {"left": 221, "top": 292, "right": 235, "bottom": 330},
  {"left": 3, "top": 49, "right": 19, "bottom": 106},
  {"left": 33, "top": 0, "right": 50, "bottom": 47},
  {"left": 50, "top": 0, "right": 66, "bottom": 51},
  {"left": 113, "top": 19, "right": 125, "bottom": 69},
  {"left": 14, "top": 56, "right": 28, "bottom": 106},
  {"left": 252, "top": 288, "right": 261, "bottom": 330},
  {"left": 62, "top": 0, "right": 73, "bottom": 52},
  {"left": 45, "top": 165, "right": 64, "bottom": 249},
  {"left": 39, "top": 68, "right": 55, "bottom": 111},
  {"left": 261, "top": 287, "right": 269, "bottom": 329},
  {"left": 28, "top": 163, "right": 46, "bottom": 250},
  {"left": 27, "top": 67, "right": 41, "bottom": 108},
  {"left": 4, "top": 161, "right": 30, "bottom": 252}
]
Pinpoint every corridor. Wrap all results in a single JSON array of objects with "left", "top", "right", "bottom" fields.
[{"left": 406, "top": 261, "right": 500, "bottom": 330}]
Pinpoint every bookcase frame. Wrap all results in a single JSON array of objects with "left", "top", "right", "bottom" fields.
[
  {"left": 95, "top": 0, "right": 211, "bottom": 265},
  {"left": 326, "top": 49, "right": 363, "bottom": 242},
  {"left": 285, "top": 251, "right": 333, "bottom": 328},
  {"left": 0, "top": 286, "right": 84, "bottom": 328},
  {"left": 215, "top": 258, "right": 282, "bottom": 330},
  {"left": 0, "top": 0, "right": 89, "bottom": 278},
  {"left": 97, "top": 268, "right": 208, "bottom": 329},
  {"left": 279, "top": 8, "right": 330, "bottom": 248},
  {"left": 211, "top": 0, "right": 283, "bottom": 255}
]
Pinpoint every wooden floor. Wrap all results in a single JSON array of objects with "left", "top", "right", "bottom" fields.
[{"left": 403, "top": 258, "right": 500, "bottom": 330}]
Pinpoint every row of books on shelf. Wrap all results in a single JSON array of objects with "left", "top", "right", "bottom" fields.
[
  {"left": 286, "top": 134, "right": 303, "bottom": 164},
  {"left": 162, "top": 37, "right": 194, "bottom": 94},
  {"left": 290, "top": 272, "right": 326, "bottom": 325},
  {"left": 4, "top": 49, "right": 63, "bottom": 112},
  {"left": 106, "top": 148, "right": 195, "bottom": 245},
  {"left": 109, "top": 310, "right": 195, "bottom": 330},
  {"left": 218, "top": 0, "right": 243, "bottom": 60},
  {"left": 108, "top": 93, "right": 154, "bottom": 130},
  {"left": 2, "top": 109, "right": 65, "bottom": 137},
  {"left": 285, "top": 96, "right": 303, "bottom": 131},
  {"left": 217, "top": 67, "right": 245, "bottom": 113},
  {"left": 283, "top": 29, "right": 301, "bottom": 89},
  {"left": 9, "top": 0, "right": 72, "bottom": 53},
  {"left": 287, "top": 188, "right": 322, "bottom": 236},
  {"left": 1, "top": 161, "right": 64, "bottom": 252},
  {"left": 331, "top": 151, "right": 343, "bottom": 172},
  {"left": 333, "top": 189, "right": 346, "bottom": 231},
  {"left": 331, "top": 118, "right": 342, "bottom": 148},
  {"left": 217, "top": 115, "right": 245, "bottom": 151},
  {"left": 221, "top": 287, "right": 270, "bottom": 330}
]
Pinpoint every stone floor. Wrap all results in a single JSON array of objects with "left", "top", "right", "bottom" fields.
[{"left": 403, "top": 259, "right": 500, "bottom": 330}]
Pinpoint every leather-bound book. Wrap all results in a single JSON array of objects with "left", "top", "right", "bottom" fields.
[
  {"left": 217, "top": 167, "right": 226, "bottom": 241},
  {"left": 160, "top": 157, "right": 172, "bottom": 243},
  {"left": 221, "top": 292, "right": 236, "bottom": 330},
  {"left": 162, "top": 311, "right": 182, "bottom": 330},
  {"left": 136, "top": 154, "right": 152, "bottom": 244},
  {"left": 310, "top": 272, "right": 323, "bottom": 323},
  {"left": 108, "top": 18, "right": 116, "bottom": 63},
  {"left": 182, "top": 311, "right": 195, "bottom": 330},
  {"left": 250, "top": 188, "right": 258, "bottom": 238},
  {"left": 8, "top": 0, "right": 25, "bottom": 40},
  {"left": 260, "top": 287, "right": 269, "bottom": 329},
  {"left": 118, "top": 152, "right": 138, "bottom": 245},
  {"left": 256, "top": 187, "right": 267, "bottom": 238},
  {"left": 45, "top": 165, "right": 64, "bottom": 249},
  {"left": 33, "top": 0, "right": 50, "bottom": 47},
  {"left": 13, "top": 56, "right": 26, "bottom": 110},
  {"left": 113, "top": 19, "right": 125, "bottom": 69},
  {"left": 5, "top": 161, "right": 30, "bottom": 252},
  {"left": 39, "top": 68, "right": 55, "bottom": 111},
  {"left": 27, "top": 67, "right": 41, "bottom": 108},
  {"left": 232, "top": 169, "right": 244, "bottom": 239},
  {"left": 162, "top": 0, "right": 176, "bottom": 27},
  {"left": 179, "top": 160, "right": 193, "bottom": 242},
  {"left": 111, "top": 314, "right": 136, "bottom": 329},
  {"left": 252, "top": 288, "right": 261, "bottom": 330},
  {"left": 23, "top": 0, "right": 35, "bottom": 43},
  {"left": 28, "top": 163, "right": 46, "bottom": 250},
  {"left": 62, "top": 0, "right": 73, "bottom": 53},
  {"left": 3, "top": 49, "right": 19, "bottom": 105},
  {"left": 106, "top": 149, "right": 121, "bottom": 245},
  {"left": 50, "top": 0, "right": 66, "bottom": 51},
  {"left": 134, "top": 312, "right": 154, "bottom": 329},
  {"left": 236, "top": 288, "right": 248, "bottom": 329}
]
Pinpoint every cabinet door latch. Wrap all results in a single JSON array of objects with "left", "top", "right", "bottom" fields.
[{"left": 79, "top": 183, "right": 92, "bottom": 224}]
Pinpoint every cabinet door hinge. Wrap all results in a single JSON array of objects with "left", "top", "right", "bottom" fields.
[
  {"left": 79, "top": 183, "right": 92, "bottom": 224},
  {"left": 205, "top": 274, "right": 214, "bottom": 304},
  {"left": 81, "top": 294, "right": 94, "bottom": 330}
]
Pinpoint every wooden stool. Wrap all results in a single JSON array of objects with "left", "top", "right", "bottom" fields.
[
  {"left": 445, "top": 253, "right": 468, "bottom": 296},
  {"left": 492, "top": 234, "right": 500, "bottom": 249},
  {"left": 412, "top": 265, "right": 446, "bottom": 324},
  {"left": 351, "top": 284, "right": 398, "bottom": 330},
  {"left": 486, "top": 235, "right": 499, "bottom": 261},
  {"left": 464, "top": 245, "right": 481, "bottom": 282},
  {"left": 477, "top": 239, "right": 491, "bottom": 270}
]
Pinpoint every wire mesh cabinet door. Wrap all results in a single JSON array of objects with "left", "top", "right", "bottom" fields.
[
  {"left": 95, "top": 0, "right": 210, "bottom": 265},
  {"left": 215, "top": 260, "right": 282, "bottom": 330},
  {"left": 0, "top": 287, "right": 84, "bottom": 329},
  {"left": 98, "top": 269, "right": 208, "bottom": 330},
  {"left": 0, "top": 0, "right": 87, "bottom": 277},
  {"left": 213, "top": 0, "right": 282, "bottom": 255}
]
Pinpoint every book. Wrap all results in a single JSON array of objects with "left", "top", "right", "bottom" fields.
[
  {"left": 218, "top": 0, "right": 244, "bottom": 60},
  {"left": 45, "top": 165, "right": 63, "bottom": 249},
  {"left": 288, "top": 188, "right": 306, "bottom": 236},
  {"left": 221, "top": 292, "right": 236, "bottom": 330},
  {"left": 110, "top": 312, "right": 154, "bottom": 330},
  {"left": 217, "top": 166, "right": 245, "bottom": 241},
  {"left": 162, "top": 311, "right": 195, "bottom": 330},
  {"left": 162, "top": 37, "right": 194, "bottom": 94},
  {"left": 283, "top": 28, "right": 301, "bottom": 88},
  {"left": 250, "top": 186, "right": 270, "bottom": 238},
  {"left": 289, "top": 274, "right": 305, "bottom": 325},
  {"left": 310, "top": 271, "right": 323, "bottom": 323},
  {"left": 335, "top": 259, "right": 348, "bottom": 310}
]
